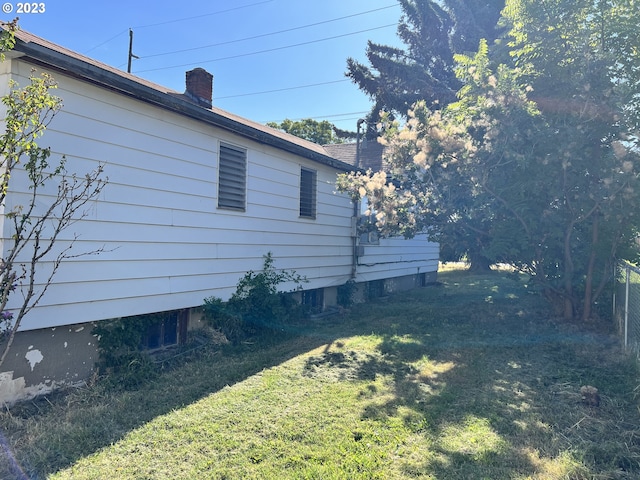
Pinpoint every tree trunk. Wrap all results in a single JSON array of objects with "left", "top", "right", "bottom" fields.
[
  {"left": 563, "top": 223, "right": 576, "bottom": 320},
  {"left": 581, "top": 213, "right": 599, "bottom": 322},
  {"left": 468, "top": 253, "right": 493, "bottom": 273}
]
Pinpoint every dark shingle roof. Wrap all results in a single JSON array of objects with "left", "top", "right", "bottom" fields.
[
  {"left": 6, "top": 27, "right": 355, "bottom": 173},
  {"left": 322, "top": 140, "right": 387, "bottom": 171}
]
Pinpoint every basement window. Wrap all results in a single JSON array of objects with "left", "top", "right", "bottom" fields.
[
  {"left": 218, "top": 142, "right": 247, "bottom": 211},
  {"left": 299, "top": 167, "right": 317, "bottom": 219},
  {"left": 367, "top": 279, "right": 385, "bottom": 300},
  {"left": 302, "top": 288, "right": 324, "bottom": 314},
  {"left": 141, "top": 310, "right": 188, "bottom": 351}
]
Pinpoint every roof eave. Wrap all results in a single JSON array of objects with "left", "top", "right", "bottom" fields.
[{"left": 11, "top": 36, "right": 355, "bottom": 173}]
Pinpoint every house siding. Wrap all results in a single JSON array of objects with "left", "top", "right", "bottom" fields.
[
  {"left": 2, "top": 58, "right": 353, "bottom": 332},
  {"left": 356, "top": 234, "right": 440, "bottom": 284},
  {"left": 0, "top": 42, "right": 439, "bottom": 404}
]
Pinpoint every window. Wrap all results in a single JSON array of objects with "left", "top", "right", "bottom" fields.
[
  {"left": 302, "top": 288, "right": 324, "bottom": 314},
  {"left": 357, "top": 195, "right": 380, "bottom": 244},
  {"left": 141, "top": 310, "right": 188, "bottom": 351},
  {"left": 299, "top": 167, "right": 317, "bottom": 218},
  {"left": 359, "top": 230, "right": 380, "bottom": 245},
  {"left": 218, "top": 142, "right": 247, "bottom": 210},
  {"left": 367, "top": 279, "right": 385, "bottom": 300}
]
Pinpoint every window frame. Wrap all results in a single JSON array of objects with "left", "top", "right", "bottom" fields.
[
  {"left": 301, "top": 288, "right": 324, "bottom": 315},
  {"left": 218, "top": 142, "right": 247, "bottom": 211},
  {"left": 140, "top": 310, "right": 188, "bottom": 351}
]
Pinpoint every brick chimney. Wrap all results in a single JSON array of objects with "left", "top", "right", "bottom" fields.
[{"left": 185, "top": 68, "right": 213, "bottom": 108}]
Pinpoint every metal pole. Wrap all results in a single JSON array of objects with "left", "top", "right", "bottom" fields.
[
  {"left": 355, "top": 118, "right": 365, "bottom": 169},
  {"left": 128, "top": 29, "right": 139, "bottom": 73},
  {"left": 351, "top": 118, "right": 366, "bottom": 279}
]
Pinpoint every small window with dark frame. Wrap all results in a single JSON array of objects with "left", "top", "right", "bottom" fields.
[
  {"left": 302, "top": 288, "right": 324, "bottom": 315},
  {"left": 140, "top": 310, "right": 188, "bottom": 351},
  {"left": 218, "top": 142, "right": 247, "bottom": 211},
  {"left": 299, "top": 167, "right": 317, "bottom": 219}
]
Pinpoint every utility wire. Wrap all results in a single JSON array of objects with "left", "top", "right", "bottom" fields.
[
  {"left": 216, "top": 79, "right": 350, "bottom": 99},
  {"left": 132, "top": 0, "right": 274, "bottom": 29},
  {"left": 84, "top": 29, "right": 128, "bottom": 54},
  {"left": 142, "top": 4, "right": 399, "bottom": 59},
  {"left": 83, "top": 0, "right": 273, "bottom": 54},
  {"left": 260, "top": 111, "right": 369, "bottom": 124},
  {"left": 136, "top": 23, "right": 396, "bottom": 73}
]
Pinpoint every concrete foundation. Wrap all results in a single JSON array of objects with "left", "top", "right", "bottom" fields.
[{"left": 0, "top": 322, "right": 98, "bottom": 406}]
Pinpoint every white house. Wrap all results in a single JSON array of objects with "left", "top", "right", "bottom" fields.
[{"left": 0, "top": 28, "right": 439, "bottom": 404}]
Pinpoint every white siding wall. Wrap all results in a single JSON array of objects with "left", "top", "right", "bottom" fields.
[
  {"left": 3, "top": 60, "right": 355, "bottom": 331},
  {"left": 1, "top": 59, "right": 439, "bottom": 333},
  {"left": 355, "top": 234, "right": 439, "bottom": 283}
]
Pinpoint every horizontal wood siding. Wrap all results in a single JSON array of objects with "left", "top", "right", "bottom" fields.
[
  {"left": 355, "top": 234, "right": 439, "bottom": 283},
  {"left": 2, "top": 60, "right": 439, "bottom": 332},
  {"left": 3, "top": 60, "right": 354, "bottom": 331}
]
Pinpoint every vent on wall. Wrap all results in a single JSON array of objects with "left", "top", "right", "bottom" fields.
[
  {"left": 299, "top": 167, "right": 317, "bottom": 219},
  {"left": 218, "top": 143, "right": 247, "bottom": 211}
]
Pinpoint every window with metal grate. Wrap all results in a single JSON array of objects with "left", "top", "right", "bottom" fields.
[
  {"left": 218, "top": 143, "right": 247, "bottom": 211},
  {"left": 299, "top": 167, "right": 317, "bottom": 219}
]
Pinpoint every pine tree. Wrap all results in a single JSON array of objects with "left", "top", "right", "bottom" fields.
[{"left": 346, "top": 0, "right": 504, "bottom": 135}]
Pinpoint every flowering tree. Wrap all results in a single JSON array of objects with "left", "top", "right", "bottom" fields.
[
  {"left": 0, "top": 21, "right": 107, "bottom": 367},
  {"left": 338, "top": 0, "right": 640, "bottom": 321}
]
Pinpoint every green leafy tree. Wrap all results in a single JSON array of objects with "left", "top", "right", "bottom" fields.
[
  {"left": 266, "top": 118, "right": 356, "bottom": 144},
  {"left": 0, "top": 22, "right": 107, "bottom": 367},
  {"left": 338, "top": 0, "right": 640, "bottom": 321},
  {"left": 346, "top": 0, "right": 505, "bottom": 133}
]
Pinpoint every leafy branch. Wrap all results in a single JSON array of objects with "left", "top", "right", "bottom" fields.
[{"left": 0, "top": 22, "right": 108, "bottom": 368}]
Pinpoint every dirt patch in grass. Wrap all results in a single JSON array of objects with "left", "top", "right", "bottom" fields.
[{"left": 1, "top": 269, "right": 639, "bottom": 479}]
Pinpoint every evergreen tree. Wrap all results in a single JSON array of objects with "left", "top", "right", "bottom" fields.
[
  {"left": 266, "top": 118, "right": 356, "bottom": 144},
  {"left": 346, "top": 0, "right": 504, "bottom": 135}
]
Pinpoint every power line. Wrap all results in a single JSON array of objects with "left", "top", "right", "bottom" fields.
[
  {"left": 132, "top": 0, "right": 274, "bottom": 29},
  {"left": 319, "top": 111, "right": 370, "bottom": 119},
  {"left": 141, "top": 4, "right": 399, "bottom": 60},
  {"left": 83, "top": 0, "right": 273, "bottom": 54},
  {"left": 216, "top": 79, "right": 350, "bottom": 99},
  {"left": 136, "top": 23, "right": 396, "bottom": 73},
  {"left": 83, "top": 29, "right": 128, "bottom": 55},
  {"left": 261, "top": 111, "right": 369, "bottom": 124}
]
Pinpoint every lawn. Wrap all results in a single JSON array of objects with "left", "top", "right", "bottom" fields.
[{"left": 1, "top": 268, "right": 639, "bottom": 479}]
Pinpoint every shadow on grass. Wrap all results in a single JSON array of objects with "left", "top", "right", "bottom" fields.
[
  {"left": 302, "top": 271, "right": 640, "bottom": 478},
  {"left": 0, "top": 327, "right": 331, "bottom": 479},
  {"left": 2, "top": 270, "right": 639, "bottom": 479}
]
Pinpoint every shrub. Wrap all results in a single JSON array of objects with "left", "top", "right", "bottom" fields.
[
  {"left": 202, "top": 297, "right": 244, "bottom": 343},
  {"left": 203, "top": 253, "right": 307, "bottom": 341},
  {"left": 92, "top": 312, "right": 174, "bottom": 388},
  {"left": 337, "top": 280, "right": 357, "bottom": 308}
]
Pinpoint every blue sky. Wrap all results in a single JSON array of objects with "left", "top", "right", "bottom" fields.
[{"left": 6, "top": 0, "right": 404, "bottom": 132}]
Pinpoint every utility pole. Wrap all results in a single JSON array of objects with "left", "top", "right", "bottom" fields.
[
  {"left": 127, "top": 29, "right": 139, "bottom": 73},
  {"left": 355, "top": 118, "right": 365, "bottom": 169}
]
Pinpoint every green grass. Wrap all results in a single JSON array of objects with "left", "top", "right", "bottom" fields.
[{"left": 2, "top": 268, "right": 640, "bottom": 479}]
